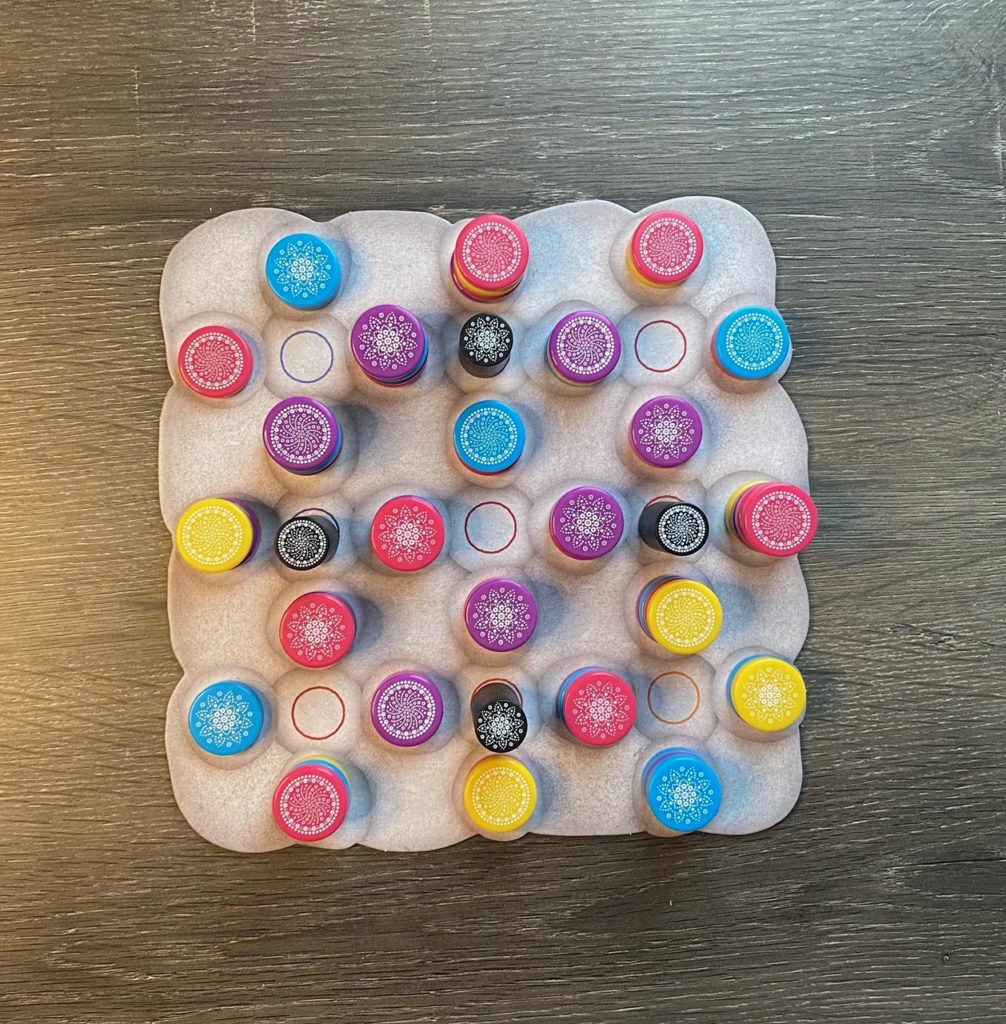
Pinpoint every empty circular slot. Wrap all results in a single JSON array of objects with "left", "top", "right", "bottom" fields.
[
  {"left": 464, "top": 501, "right": 518, "bottom": 554},
  {"left": 646, "top": 671, "right": 701, "bottom": 725},
  {"left": 634, "top": 320, "right": 687, "bottom": 373},
  {"left": 291, "top": 685, "right": 346, "bottom": 740},
  {"left": 280, "top": 329, "right": 335, "bottom": 384}
]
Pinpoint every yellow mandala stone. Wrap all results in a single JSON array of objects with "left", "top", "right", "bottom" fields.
[
  {"left": 176, "top": 498, "right": 255, "bottom": 573},
  {"left": 645, "top": 578, "right": 723, "bottom": 654},
  {"left": 464, "top": 755, "right": 537, "bottom": 834},
  {"left": 729, "top": 656, "right": 806, "bottom": 732}
]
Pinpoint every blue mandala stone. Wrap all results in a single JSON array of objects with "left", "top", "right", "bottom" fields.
[
  {"left": 188, "top": 681, "right": 265, "bottom": 756},
  {"left": 713, "top": 306, "right": 792, "bottom": 381},
  {"left": 265, "top": 232, "right": 342, "bottom": 310},
  {"left": 453, "top": 399, "right": 526, "bottom": 475},
  {"left": 642, "top": 747, "right": 722, "bottom": 833}
]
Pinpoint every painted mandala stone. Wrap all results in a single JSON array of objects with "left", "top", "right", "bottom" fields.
[
  {"left": 629, "top": 211, "right": 704, "bottom": 286},
  {"left": 472, "top": 696, "right": 528, "bottom": 753},
  {"left": 176, "top": 497, "right": 258, "bottom": 573},
  {"left": 265, "top": 232, "right": 341, "bottom": 310},
  {"left": 731, "top": 481, "right": 819, "bottom": 557},
  {"left": 643, "top": 748, "right": 722, "bottom": 833},
  {"left": 272, "top": 760, "right": 350, "bottom": 842},
  {"left": 728, "top": 655, "right": 807, "bottom": 733},
  {"left": 638, "top": 576, "right": 723, "bottom": 655},
  {"left": 547, "top": 310, "right": 622, "bottom": 386},
  {"left": 464, "top": 578, "right": 538, "bottom": 653},
  {"left": 549, "top": 486, "right": 625, "bottom": 560},
  {"left": 177, "top": 325, "right": 253, "bottom": 398},
  {"left": 453, "top": 399, "right": 526, "bottom": 475},
  {"left": 275, "top": 513, "right": 340, "bottom": 571},
  {"left": 630, "top": 395, "right": 703, "bottom": 468},
  {"left": 713, "top": 306, "right": 792, "bottom": 381},
  {"left": 452, "top": 214, "right": 529, "bottom": 296},
  {"left": 463, "top": 755, "right": 537, "bottom": 834},
  {"left": 279, "top": 591, "right": 356, "bottom": 668},
  {"left": 188, "top": 681, "right": 265, "bottom": 756},
  {"left": 350, "top": 304, "right": 428, "bottom": 385},
  {"left": 638, "top": 500, "right": 709, "bottom": 556},
  {"left": 556, "top": 668, "right": 636, "bottom": 747},
  {"left": 459, "top": 313, "right": 514, "bottom": 378},
  {"left": 263, "top": 396, "right": 342, "bottom": 474},
  {"left": 370, "top": 495, "right": 446, "bottom": 572},
  {"left": 371, "top": 672, "right": 444, "bottom": 747}
]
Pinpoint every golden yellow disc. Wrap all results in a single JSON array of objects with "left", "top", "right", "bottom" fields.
[
  {"left": 464, "top": 755, "right": 537, "bottom": 834},
  {"left": 724, "top": 479, "right": 768, "bottom": 536},
  {"left": 176, "top": 498, "right": 255, "bottom": 573},
  {"left": 730, "top": 656, "right": 806, "bottom": 732},
  {"left": 645, "top": 578, "right": 723, "bottom": 654}
]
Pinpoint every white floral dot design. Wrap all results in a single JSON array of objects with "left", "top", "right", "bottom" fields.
[
  {"left": 354, "top": 309, "right": 421, "bottom": 374},
  {"left": 375, "top": 679, "right": 438, "bottom": 742},
  {"left": 724, "top": 311, "right": 786, "bottom": 372},
  {"left": 749, "top": 490, "right": 813, "bottom": 551},
  {"left": 553, "top": 314, "right": 617, "bottom": 377},
  {"left": 735, "top": 663, "right": 803, "bottom": 730},
  {"left": 192, "top": 688, "right": 257, "bottom": 751},
  {"left": 555, "top": 491, "right": 623, "bottom": 554},
  {"left": 375, "top": 502, "right": 441, "bottom": 566},
  {"left": 475, "top": 699, "right": 527, "bottom": 751},
  {"left": 656, "top": 505, "right": 707, "bottom": 555},
  {"left": 634, "top": 400, "right": 699, "bottom": 465},
  {"left": 277, "top": 519, "right": 328, "bottom": 569},
  {"left": 461, "top": 222, "right": 523, "bottom": 284},
  {"left": 470, "top": 764, "right": 534, "bottom": 828},
  {"left": 277, "top": 772, "right": 342, "bottom": 838},
  {"left": 268, "top": 403, "right": 333, "bottom": 466},
  {"left": 457, "top": 406, "right": 521, "bottom": 469},
  {"left": 183, "top": 330, "right": 245, "bottom": 392},
  {"left": 284, "top": 600, "right": 349, "bottom": 664},
  {"left": 270, "top": 237, "right": 334, "bottom": 301},
  {"left": 653, "top": 761, "right": 718, "bottom": 829},
  {"left": 638, "top": 216, "right": 699, "bottom": 277},
  {"left": 567, "top": 678, "right": 633, "bottom": 744},
  {"left": 462, "top": 315, "right": 512, "bottom": 365},
  {"left": 469, "top": 585, "right": 534, "bottom": 649}
]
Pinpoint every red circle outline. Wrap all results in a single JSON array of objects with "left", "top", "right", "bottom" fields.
[
  {"left": 634, "top": 320, "right": 687, "bottom": 374},
  {"left": 647, "top": 671, "right": 701, "bottom": 725},
  {"left": 291, "top": 685, "right": 347, "bottom": 740},
  {"left": 464, "top": 501, "right": 518, "bottom": 554}
]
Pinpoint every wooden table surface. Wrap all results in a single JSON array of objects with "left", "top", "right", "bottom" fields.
[{"left": 1, "top": 1, "right": 1004, "bottom": 1021}]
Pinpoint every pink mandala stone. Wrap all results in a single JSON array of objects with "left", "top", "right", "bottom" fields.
[
  {"left": 464, "top": 578, "right": 538, "bottom": 653},
  {"left": 557, "top": 668, "right": 637, "bottom": 747},
  {"left": 272, "top": 761, "right": 349, "bottom": 842},
  {"left": 370, "top": 495, "right": 446, "bottom": 572},
  {"left": 177, "top": 325, "right": 253, "bottom": 398},
  {"left": 453, "top": 214, "right": 530, "bottom": 294},
  {"left": 630, "top": 395, "right": 703, "bottom": 468},
  {"left": 549, "top": 486, "right": 625, "bottom": 560},
  {"left": 735, "top": 482, "right": 819, "bottom": 557},
  {"left": 280, "top": 591, "right": 356, "bottom": 668},
  {"left": 630, "top": 211, "right": 704, "bottom": 285}
]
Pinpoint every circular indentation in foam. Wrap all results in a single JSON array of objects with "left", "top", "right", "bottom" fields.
[
  {"left": 634, "top": 320, "right": 687, "bottom": 373},
  {"left": 646, "top": 671, "right": 701, "bottom": 725},
  {"left": 291, "top": 685, "right": 347, "bottom": 740},
  {"left": 464, "top": 501, "right": 518, "bottom": 554},
  {"left": 279, "top": 330, "right": 335, "bottom": 384}
]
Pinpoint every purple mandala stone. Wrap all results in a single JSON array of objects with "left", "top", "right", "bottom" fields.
[
  {"left": 547, "top": 310, "right": 622, "bottom": 385},
  {"left": 629, "top": 395, "right": 703, "bottom": 468},
  {"left": 350, "top": 304, "right": 428, "bottom": 385},
  {"left": 263, "top": 396, "right": 342, "bottom": 474},
  {"left": 370, "top": 672, "right": 444, "bottom": 747},
  {"left": 464, "top": 578, "right": 538, "bottom": 653},
  {"left": 549, "top": 486, "right": 625, "bottom": 560}
]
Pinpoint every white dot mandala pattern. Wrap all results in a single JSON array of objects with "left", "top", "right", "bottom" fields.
[
  {"left": 737, "top": 664, "right": 803, "bottom": 730},
  {"left": 653, "top": 762, "right": 717, "bottom": 829},
  {"left": 657, "top": 506, "right": 707, "bottom": 553},
  {"left": 568, "top": 679, "right": 633, "bottom": 743},
  {"left": 635, "top": 401, "right": 698, "bottom": 463},
  {"left": 725, "top": 311, "right": 786, "bottom": 372},
  {"left": 193, "top": 689, "right": 257, "bottom": 751},
  {"left": 183, "top": 331, "right": 245, "bottom": 391},
  {"left": 463, "top": 316, "right": 511, "bottom": 364},
  {"left": 458, "top": 407, "right": 520, "bottom": 468},
  {"left": 556, "top": 492, "right": 622, "bottom": 553},
  {"left": 355, "top": 309, "right": 420, "bottom": 373},
  {"left": 269, "top": 403, "right": 332, "bottom": 465},
  {"left": 654, "top": 588, "right": 718, "bottom": 648},
  {"left": 277, "top": 773, "right": 342, "bottom": 837},
  {"left": 284, "top": 601, "right": 348, "bottom": 663},
  {"left": 375, "top": 679, "right": 438, "bottom": 741},
  {"left": 553, "top": 315, "right": 617, "bottom": 375},
  {"left": 461, "top": 222, "right": 523, "bottom": 284},
  {"left": 475, "top": 700, "right": 527, "bottom": 751},
  {"left": 471, "top": 587, "right": 533, "bottom": 648},
  {"left": 376, "top": 503, "right": 440, "bottom": 565},
  {"left": 638, "top": 217, "right": 699, "bottom": 277},
  {"left": 270, "top": 238, "right": 334, "bottom": 301},
  {"left": 277, "top": 520, "right": 327, "bottom": 568},
  {"left": 750, "top": 490, "right": 813, "bottom": 550},
  {"left": 470, "top": 765, "right": 533, "bottom": 828}
]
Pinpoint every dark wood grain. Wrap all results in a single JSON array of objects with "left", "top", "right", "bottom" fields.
[{"left": 1, "top": 0, "right": 1004, "bottom": 1021}]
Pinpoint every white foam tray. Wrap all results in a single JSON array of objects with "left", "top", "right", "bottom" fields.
[{"left": 159, "top": 198, "right": 810, "bottom": 852}]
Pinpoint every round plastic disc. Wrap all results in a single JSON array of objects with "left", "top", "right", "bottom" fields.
[
  {"left": 176, "top": 498, "right": 256, "bottom": 573},
  {"left": 644, "top": 578, "right": 723, "bottom": 654},
  {"left": 350, "top": 304, "right": 427, "bottom": 384},
  {"left": 558, "top": 669, "right": 636, "bottom": 747},
  {"left": 630, "top": 395, "right": 703, "bottom": 468},
  {"left": 549, "top": 486, "right": 625, "bottom": 560},
  {"left": 279, "top": 591, "right": 356, "bottom": 668},
  {"left": 453, "top": 399, "right": 526, "bottom": 474},
  {"left": 729, "top": 655, "right": 807, "bottom": 732},
  {"left": 188, "top": 681, "right": 264, "bottom": 756},
  {"left": 454, "top": 215, "right": 529, "bottom": 294},
  {"left": 273, "top": 761, "right": 349, "bottom": 841},
  {"left": 263, "top": 397, "right": 341, "bottom": 474},
  {"left": 371, "top": 672, "right": 444, "bottom": 747},
  {"left": 630, "top": 211, "right": 704, "bottom": 285},
  {"left": 714, "top": 306, "right": 792, "bottom": 380},
  {"left": 265, "top": 232, "right": 341, "bottom": 310},
  {"left": 464, "top": 578, "right": 538, "bottom": 652},
  {"left": 643, "top": 749, "right": 722, "bottom": 832},
  {"left": 736, "top": 482, "right": 819, "bottom": 556},
  {"left": 178, "top": 326, "right": 253, "bottom": 398},
  {"left": 464, "top": 755, "right": 537, "bottom": 834},
  {"left": 370, "top": 495, "right": 446, "bottom": 572},
  {"left": 547, "top": 310, "right": 622, "bottom": 385}
]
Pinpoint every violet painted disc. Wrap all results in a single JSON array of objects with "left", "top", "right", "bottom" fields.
[
  {"left": 549, "top": 486, "right": 625, "bottom": 560},
  {"left": 464, "top": 577, "right": 538, "bottom": 652},
  {"left": 263, "top": 396, "right": 341, "bottom": 473},
  {"left": 630, "top": 395, "right": 703, "bottom": 467},
  {"left": 547, "top": 311, "right": 622, "bottom": 385},
  {"left": 350, "top": 304, "right": 427, "bottom": 383},
  {"left": 370, "top": 672, "right": 444, "bottom": 747}
]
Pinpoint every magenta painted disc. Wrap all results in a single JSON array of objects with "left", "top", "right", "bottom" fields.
[
  {"left": 464, "top": 578, "right": 538, "bottom": 652},
  {"left": 629, "top": 395, "right": 703, "bottom": 467},
  {"left": 549, "top": 486, "right": 625, "bottom": 560}
]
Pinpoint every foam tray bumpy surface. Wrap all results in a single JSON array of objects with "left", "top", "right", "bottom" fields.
[{"left": 159, "top": 199, "right": 811, "bottom": 852}]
